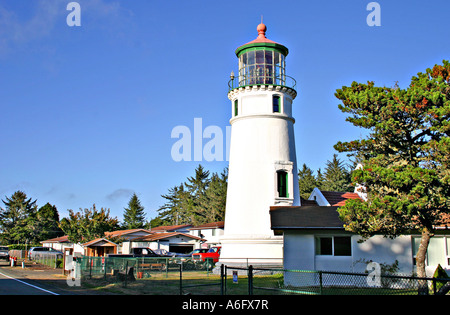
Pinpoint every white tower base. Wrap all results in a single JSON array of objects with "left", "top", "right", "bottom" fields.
[{"left": 219, "top": 234, "right": 283, "bottom": 268}]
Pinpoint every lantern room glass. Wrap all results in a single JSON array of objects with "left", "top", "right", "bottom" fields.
[{"left": 238, "top": 49, "right": 286, "bottom": 87}]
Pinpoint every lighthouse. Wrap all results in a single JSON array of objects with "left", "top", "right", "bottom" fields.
[{"left": 220, "top": 23, "right": 300, "bottom": 266}]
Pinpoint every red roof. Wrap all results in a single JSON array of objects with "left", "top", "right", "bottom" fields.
[
  {"left": 190, "top": 221, "right": 224, "bottom": 230},
  {"left": 40, "top": 235, "right": 69, "bottom": 243},
  {"left": 105, "top": 229, "right": 152, "bottom": 238},
  {"left": 151, "top": 224, "right": 193, "bottom": 232},
  {"left": 242, "top": 23, "right": 278, "bottom": 46},
  {"left": 320, "top": 191, "right": 362, "bottom": 206},
  {"left": 134, "top": 232, "right": 205, "bottom": 242}
]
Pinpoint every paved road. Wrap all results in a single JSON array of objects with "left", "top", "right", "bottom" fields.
[{"left": 0, "top": 261, "right": 59, "bottom": 295}]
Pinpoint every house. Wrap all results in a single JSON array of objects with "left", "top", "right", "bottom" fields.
[
  {"left": 41, "top": 235, "right": 72, "bottom": 252},
  {"left": 189, "top": 221, "right": 224, "bottom": 248},
  {"left": 82, "top": 238, "right": 118, "bottom": 257},
  {"left": 150, "top": 224, "right": 193, "bottom": 234},
  {"left": 40, "top": 224, "right": 218, "bottom": 257},
  {"left": 270, "top": 189, "right": 450, "bottom": 281},
  {"left": 40, "top": 229, "right": 154, "bottom": 257},
  {"left": 105, "top": 228, "right": 153, "bottom": 241},
  {"left": 128, "top": 232, "right": 205, "bottom": 254}
]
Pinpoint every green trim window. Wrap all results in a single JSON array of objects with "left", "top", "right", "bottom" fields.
[
  {"left": 273, "top": 95, "right": 281, "bottom": 113},
  {"left": 277, "top": 170, "right": 288, "bottom": 198},
  {"left": 234, "top": 99, "right": 239, "bottom": 116},
  {"left": 315, "top": 236, "right": 352, "bottom": 256}
]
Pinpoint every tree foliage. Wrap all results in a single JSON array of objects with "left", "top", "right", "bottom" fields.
[
  {"left": 60, "top": 204, "right": 119, "bottom": 243},
  {"left": 37, "top": 203, "right": 64, "bottom": 241},
  {"left": 153, "top": 165, "right": 227, "bottom": 226},
  {"left": 0, "top": 191, "right": 38, "bottom": 244},
  {"left": 298, "top": 155, "right": 353, "bottom": 200},
  {"left": 122, "top": 193, "right": 146, "bottom": 229},
  {"left": 334, "top": 60, "right": 450, "bottom": 285}
]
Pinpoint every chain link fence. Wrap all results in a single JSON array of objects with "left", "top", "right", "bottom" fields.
[
  {"left": 74, "top": 256, "right": 449, "bottom": 295},
  {"left": 224, "top": 266, "right": 450, "bottom": 295}
]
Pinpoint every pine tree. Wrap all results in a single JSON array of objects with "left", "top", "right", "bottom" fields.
[
  {"left": 322, "top": 154, "right": 352, "bottom": 192},
  {"left": 154, "top": 165, "right": 228, "bottom": 226},
  {"left": 0, "top": 191, "right": 38, "bottom": 244},
  {"left": 298, "top": 164, "right": 317, "bottom": 199},
  {"left": 122, "top": 193, "right": 146, "bottom": 229},
  {"left": 37, "top": 203, "right": 63, "bottom": 241},
  {"left": 334, "top": 60, "right": 450, "bottom": 289},
  {"left": 197, "top": 169, "right": 228, "bottom": 224}
]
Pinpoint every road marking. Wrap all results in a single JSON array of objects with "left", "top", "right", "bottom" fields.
[{"left": 0, "top": 271, "right": 59, "bottom": 295}]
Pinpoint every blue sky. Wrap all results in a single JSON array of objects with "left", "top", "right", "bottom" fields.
[{"left": 1, "top": 0, "right": 449, "bottom": 222}]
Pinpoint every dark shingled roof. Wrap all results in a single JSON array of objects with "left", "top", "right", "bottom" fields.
[{"left": 270, "top": 206, "right": 344, "bottom": 230}]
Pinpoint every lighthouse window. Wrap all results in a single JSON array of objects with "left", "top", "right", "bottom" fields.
[
  {"left": 234, "top": 99, "right": 238, "bottom": 116},
  {"left": 239, "top": 49, "right": 285, "bottom": 87},
  {"left": 277, "top": 170, "right": 288, "bottom": 198},
  {"left": 273, "top": 95, "right": 281, "bottom": 113}
]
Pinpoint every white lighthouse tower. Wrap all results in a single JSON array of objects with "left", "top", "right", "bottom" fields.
[{"left": 220, "top": 23, "right": 300, "bottom": 266}]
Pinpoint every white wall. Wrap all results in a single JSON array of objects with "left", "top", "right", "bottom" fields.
[{"left": 283, "top": 231, "right": 415, "bottom": 274}]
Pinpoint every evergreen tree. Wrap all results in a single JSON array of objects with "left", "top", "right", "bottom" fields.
[
  {"left": 321, "top": 154, "right": 352, "bottom": 192},
  {"left": 334, "top": 60, "right": 450, "bottom": 291},
  {"left": 315, "top": 168, "right": 325, "bottom": 190},
  {"left": 0, "top": 191, "right": 38, "bottom": 244},
  {"left": 197, "top": 168, "right": 228, "bottom": 224},
  {"left": 157, "top": 184, "right": 191, "bottom": 225},
  {"left": 37, "top": 203, "right": 63, "bottom": 241},
  {"left": 298, "top": 164, "right": 317, "bottom": 199},
  {"left": 122, "top": 193, "right": 146, "bottom": 229},
  {"left": 154, "top": 165, "right": 228, "bottom": 226}
]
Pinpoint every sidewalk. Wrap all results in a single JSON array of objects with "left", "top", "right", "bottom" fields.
[{"left": 0, "top": 260, "right": 111, "bottom": 295}]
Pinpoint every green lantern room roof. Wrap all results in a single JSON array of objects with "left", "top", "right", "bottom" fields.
[{"left": 235, "top": 23, "right": 289, "bottom": 57}]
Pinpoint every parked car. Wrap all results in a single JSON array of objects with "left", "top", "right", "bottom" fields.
[
  {"left": 0, "top": 246, "right": 9, "bottom": 261},
  {"left": 177, "top": 248, "right": 208, "bottom": 258},
  {"left": 153, "top": 249, "right": 177, "bottom": 257},
  {"left": 28, "top": 247, "right": 63, "bottom": 260},
  {"left": 108, "top": 247, "right": 161, "bottom": 258},
  {"left": 192, "top": 246, "right": 221, "bottom": 263}
]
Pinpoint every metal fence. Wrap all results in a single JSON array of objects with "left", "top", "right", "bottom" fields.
[
  {"left": 224, "top": 266, "right": 450, "bottom": 295},
  {"left": 75, "top": 257, "right": 449, "bottom": 295}
]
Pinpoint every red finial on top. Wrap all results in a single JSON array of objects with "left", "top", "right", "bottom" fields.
[{"left": 257, "top": 23, "right": 267, "bottom": 39}]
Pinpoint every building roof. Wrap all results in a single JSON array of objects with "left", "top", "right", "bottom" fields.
[
  {"left": 133, "top": 232, "right": 205, "bottom": 242},
  {"left": 82, "top": 238, "right": 118, "bottom": 247},
  {"left": 235, "top": 23, "right": 289, "bottom": 57},
  {"left": 40, "top": 235, "right": 70, "bottom": 244},
  {"left": 189, "top": 221, "right": 224, "bottom": 230},
  {"left": 150, "top": 224, "right": 193, "bottom": 232},
  {"left": 318, "top": 191, "right": 362, "bottom": 206},
  {"left": 105, "top": 229, "right": 153, "bottom": 238},
  {"left": 270, "top": 206, "right": 343, "bottom": 230}
]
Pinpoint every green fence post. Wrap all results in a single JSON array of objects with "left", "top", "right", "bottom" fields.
[
  {"left": 319, "top": 271, "right": 323, "bottom": 295},
  {"left": 248, "top": 265, "right": 253, "bottom": 295},
  {"left": 166, "top": 258, "right": 169, "bottom": 278},
  {"left": 179, "top": 263, "right": 183, "bottom": 295},
  {"left": 220, "top": 264, "right": 225, "bottom": 295},
  {"left": 124, "top": 260, "right": 128, "bottom": 288}
]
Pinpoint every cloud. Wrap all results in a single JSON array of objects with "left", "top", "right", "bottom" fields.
[
  {"left": 106, "top": 188, "right": 134, "bottom": 201},
  {"left": 0, "top": 0, "right": 130, "bottom": 55}
]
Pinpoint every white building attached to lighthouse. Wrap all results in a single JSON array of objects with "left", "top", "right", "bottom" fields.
[{"left": 220, "top": 23, "right": 300, "bottom": 266}]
